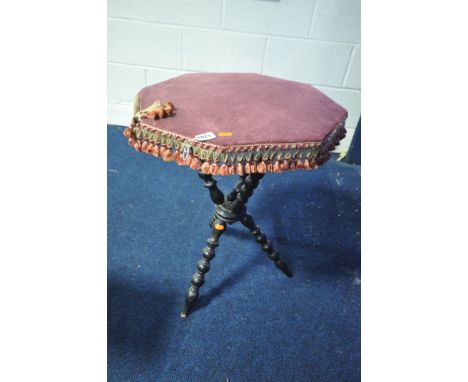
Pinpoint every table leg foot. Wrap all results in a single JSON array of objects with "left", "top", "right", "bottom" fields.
[
  {"left": 240, "top": 214, "right": 293, "bottom": 278},
  {"left": 180, "top": 292, "right": 195, "bottom": 318},
  {"left": 180, "top": 220, "right": 226, "bottom": 318}
]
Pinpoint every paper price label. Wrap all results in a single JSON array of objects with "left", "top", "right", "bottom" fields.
[{"left": 194, "top": 132, "right": 216, "bottom": 141}]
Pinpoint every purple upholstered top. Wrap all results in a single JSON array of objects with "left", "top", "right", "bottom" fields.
[
  {"left": 125, "top": 73, "right": 348, "bottom": 175},
  {"left": 137, "top": 73, "right": 347, "bottom": 148}
]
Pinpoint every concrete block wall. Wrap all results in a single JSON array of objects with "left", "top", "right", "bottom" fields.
[{"left": 108, "top": 0, "right": 361, "bottom": 150}]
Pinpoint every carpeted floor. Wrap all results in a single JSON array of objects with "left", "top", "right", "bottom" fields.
[{"left": 108, "top": 125, "right": 361, "bottom": 382}]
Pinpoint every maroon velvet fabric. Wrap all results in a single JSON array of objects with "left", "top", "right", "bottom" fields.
[{"left": 138, "top": 73, "right": 347, "bottom": 147}]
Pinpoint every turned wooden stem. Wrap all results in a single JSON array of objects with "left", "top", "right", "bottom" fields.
[
  {"left": 231, "top": 173, "right": 264, "bottom": 212},
  {"left": 240, "top": 214, "right": 293, "bottom": 278},
  {"left": 181, "top": 219, "right": 226, "bottom": 317},
  {"left": 198, "top": 172, "right": 224, "bottom": 205},
  {"left": 226, "top": 176, "right": 246, "bottom": 202}
]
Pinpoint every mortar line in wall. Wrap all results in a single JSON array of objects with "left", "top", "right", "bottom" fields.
[
  {"left": 107, "top": 98, "right": 139, "bottom": 104},
  {"left": 307, "top": 0, "right": 320, "bottom": 37},
  {"left": 221, "top": 0, "right": 226, "bottom": 28},
  {"left": 108, "top": 16, "right": 360, "bottom": 46},
  {"left": 341, "top": 46, "right": 356, "bottom": 87},
  {"left": 181, "top": 29, "right": 185, "bottom": 70},
  {"left": 316, "top": 83, "right": 360, "bottom": 91},
  {"left": 108, "top": 61, "right": 190, "bottom": 73},
  {"left": 108, "top": 99, "right": 134, "bottom": 105},
  {"left": 261, "top": 38, "right": 269, "bottom": 74},
  {"left": 109, "top": 60, "right": 361, "bottom": 90}
]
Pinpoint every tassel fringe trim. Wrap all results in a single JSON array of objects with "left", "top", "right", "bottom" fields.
[{"left": 123, "top": 118, "right": 347, "bottom": 176}]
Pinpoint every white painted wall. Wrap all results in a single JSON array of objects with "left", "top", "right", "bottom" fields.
[{"left": 108, "top": 0, "right": 361, "bottom": 150}]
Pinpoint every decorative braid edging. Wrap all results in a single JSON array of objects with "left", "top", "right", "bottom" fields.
[{"left": 122, "top": 117, "right": 347, "bottom": 176}]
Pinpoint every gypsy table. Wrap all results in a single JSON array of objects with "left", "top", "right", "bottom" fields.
[{"left": 123, "top": 73, "right": 348, "bottom": 317}]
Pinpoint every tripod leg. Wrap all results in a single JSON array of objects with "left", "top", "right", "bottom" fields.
[
  {"left": 240, "top": 214, "right": 292, "bottom": 277},
  {"left": 226, "top": 175, "right": 246, "bottom": 202},
  {"left": 181, "top": 219, "right": 226, "bottom": 318}
]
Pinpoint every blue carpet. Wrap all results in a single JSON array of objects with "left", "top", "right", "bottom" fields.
[{"left": 108, "top": 125, "right": 361, "bottom": 382}]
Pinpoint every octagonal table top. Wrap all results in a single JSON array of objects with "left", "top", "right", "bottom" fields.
[{"left": 123, "top": 73, "right": 348, "bottom": 176}]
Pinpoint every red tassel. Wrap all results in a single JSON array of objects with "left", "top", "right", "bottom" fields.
[
  {"left": 128, "top": 137, "right": 135, "bottom": 147},
  {"left": 289, "top": 161, "right": 296, "bottom": 171},
  {"left": 146, "top": 143, "right": 154, "bottom": 154},
  {"left": 244, "top": 162, "right": 251, "bottom": 174},
  {"left": 273, "top": 161, "right": 281, "bottom": 173},
  {"left": 296, "top": 160, "right": 304, "bottom": 169},
  {"left": 227, "top": 164, "right": 235, "bottom": 175},
  {"left": 184, "top": 154, "right": 193, "bottom": 166},
  {"left": 163, "top": 103, "right": 174, "bottom": 116},
  {"left": 201, "top": 161, "right": 211, "bottom": 174},
  {"left": 162, "top": 148, "right": 172, "bottom": 161},
  {"left": 134, "top": 140, "right": 142, "bottom": 152},
  {"left": 152, "top": 145, "right": 160, "bottom": 157},
  {"left": 303, "top": 159, "right": 311, "bottom": 170},
  {"left": 257, "top": 161, "right": 266, "bottom": 174},
  {"left": 236, "top": 163, "right": 244, "bottom": 176},
  {"left": 190, "top": 157, "right": 202, "bottom": 170},
  {"left": 172, "top": 150, "right": 180, "bottom": 161},
  {"left": 176, "top": 155, "right": 186, "bottom": 166},
  {"left": 156, "top": 108, "right": 164, "bottom": 119},
  {"left": 266, "top": 161, "right": 273, "bottom": 173},
  {"left": 315, "top": 153, "right": 329, "bottom": 166},
  {"left": 210, "top": 163, "right": 219, "bottom": 175},
  {"left": 250, "top": 162, "right": 257, "bottom": 173},
  {"left": 141, "top": 141, "right": 148, "bottom": 152},
  {"left": 123, "top": 127, "right": 132, "bottom": 138},
  {"left": 219, "top": 164, "right": 228, "bottom": 176},
  {"left": 281, "top": 160, "right": 289, "bottom": 171}
]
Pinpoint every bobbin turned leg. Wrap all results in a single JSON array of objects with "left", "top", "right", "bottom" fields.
[
  {"left": 240, "top": 214, "right": 293, "bottom": 277},
  {"left": 181, "top": 219, "right": 226, "bottom": 318},
  {"left": 198, "top": 172, "right": 225, "bottom": 228},
  {"left": 226, "top": 176, "right": 246, "bottom": 202}
]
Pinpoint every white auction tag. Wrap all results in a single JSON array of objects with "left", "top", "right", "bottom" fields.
[
  {"left": 182, "top": 145, "right": 192, "bottom": 160},
  {"left": 194, "top": 132, "right": 216, "bottom": 141}
]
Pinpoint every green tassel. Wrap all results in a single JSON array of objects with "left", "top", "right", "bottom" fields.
[
  {"left": 199, "top": 148, "right": 207, "bottom": 161},
  {"left": 236, "top": 152, "right": 245, "bottom": 162},
  {"left": 205, "top": 148, "right": 214, "bottom": 161}
]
